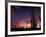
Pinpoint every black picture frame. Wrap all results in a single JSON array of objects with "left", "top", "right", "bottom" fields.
[{"left": 5, "top": 1, "right": 45, "bottom": 37}]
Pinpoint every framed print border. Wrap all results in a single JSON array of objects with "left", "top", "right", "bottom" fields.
[{"left": 5, "top": 1, "right": 45, "bottom": 37}]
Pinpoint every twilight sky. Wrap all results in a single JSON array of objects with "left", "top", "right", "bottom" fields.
[{"left": 11, "top": 6, "right": 41, "bottom": 27}]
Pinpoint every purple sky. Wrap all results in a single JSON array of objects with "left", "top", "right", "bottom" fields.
[{"left": 11, "top": 6, "right": 41, "bottom": 26}]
